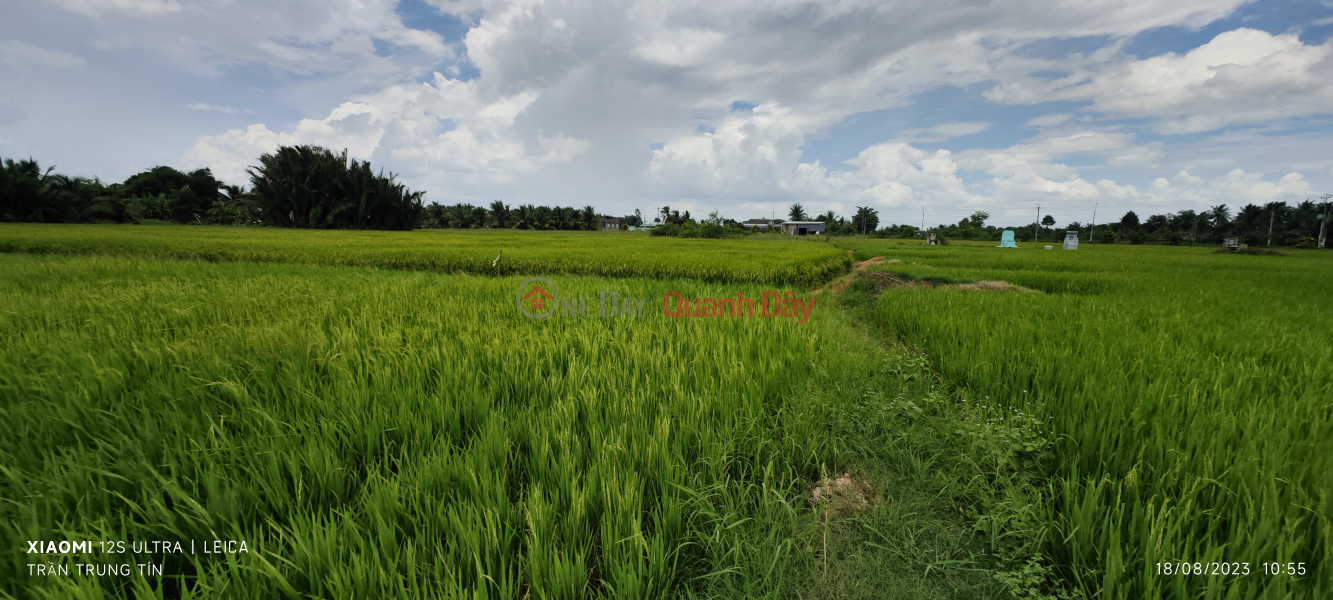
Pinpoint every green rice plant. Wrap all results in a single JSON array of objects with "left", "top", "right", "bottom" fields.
[
  {"left": 838, "top": 239, "right": 1332, "bottom": 598},
  {"left": 0, "top": 253, "right": 896, "bottom": 598},
  {"left": 0, "top": 223, "right": 850, "bottom": 287}
]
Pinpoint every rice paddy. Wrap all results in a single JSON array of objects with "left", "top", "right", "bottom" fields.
[
  {"left": 1, "top": 247, "right": 1024, "bottom": 599},
  {"left": 836, "top": 239, "right": 1331, "bottom": 598},
  {"left": 2, "top": 225, "right": 1328, "bottom": 599},
  {"left": 0, "top": 224, "right": 850, "bottom": 287}
]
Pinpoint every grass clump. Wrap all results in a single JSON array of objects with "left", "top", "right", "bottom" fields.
[{"left": 1211, "top": 247, "right": 1284, "bottom": 256}]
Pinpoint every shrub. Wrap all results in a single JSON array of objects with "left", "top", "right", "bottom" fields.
[
  {"left": 1097, "top": 229, "right": 1117, "bottom": 244},
  {"left": 1130, "top": 230, "right": 1148, "bottom": 245},
  {"left": 1167, "top": 233, "right": 1183, "bottom": 245},
  {"left": 649, "top": 223, "right": 680, "bottom": 237},
  {"left": 1295, "top": 236, "right": 1317, "bottom": 249}
]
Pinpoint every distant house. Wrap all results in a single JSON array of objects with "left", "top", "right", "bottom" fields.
[
  {"left": 742, "top": 218, "right": 781, "bottom": 231},
  {"left": 600, "top": 217, "right": 625, "bottom": 231},
  {"left": 781, "top": 221, "right": 826, "bottom": 236}
]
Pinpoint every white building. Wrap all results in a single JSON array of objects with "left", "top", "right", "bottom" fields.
[
  {"left": 780, "top": 221, "right": 826, "bottom": 236},
  {"left": 741, "top": 218, "right": 781, "bottom": 231}
]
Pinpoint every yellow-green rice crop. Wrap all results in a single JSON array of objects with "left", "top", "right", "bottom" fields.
[
  {"left": 0, "top": 224, "right": 850, "bottom": 287},
  {"left": 838, "top": 239, "right": 1332, "bottom": 598},
  {"left": 7, "top": 252, "right": 998, "bottom": 599}
]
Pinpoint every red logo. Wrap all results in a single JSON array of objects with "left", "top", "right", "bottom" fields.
[
  {"left": 522, "top": 285, "right": 553, "bottom": 311},
  {"left": 516, "top": 277, "right": 560, "bottom": 319}
]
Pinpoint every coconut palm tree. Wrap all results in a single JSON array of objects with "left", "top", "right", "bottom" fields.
[
  {"left": 788, "top": 203, "right": 807, "bottom": 221},
  {"left": 489, "top": 200, "right": 511, "bottom": 228},
  {"left": 510, "top": 204, "right": 533, "bottom": 229},
  {"left": 1, "top": 157, "right": 72, "bottom": 222}
]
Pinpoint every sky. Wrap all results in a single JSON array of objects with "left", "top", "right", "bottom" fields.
[{"left": 2, "top": 0, "right": 1332, "bottom": 227}]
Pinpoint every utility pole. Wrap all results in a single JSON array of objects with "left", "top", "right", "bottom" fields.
[
  {"left": 1089, "top": 203, "right": 1098, "bottom": 243},
  {"left": 1035, "top": 205, "right": 1040, "bottom": 242},
  {"left": 920, "top": 206, "right": 925, "bottom": 234},
  {"left": 1268, "top": 210, "right": 1275, "bottom": 247}
]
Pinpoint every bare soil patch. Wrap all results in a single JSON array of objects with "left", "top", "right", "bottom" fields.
[
  {"left": 949, "top": 280, "right": 1038, "bottom": 293},
  {"left": 826, "top": 256, "right": 904, "bottom": 294},
  {"left": 854, "top": 256, "right": 886, "bottom": 269},
  {"left": 811, "top": 472, "right": 880, "bottom": 517},
  {"left": 829, "top": 270, "right": 909, "bottom": 295}
]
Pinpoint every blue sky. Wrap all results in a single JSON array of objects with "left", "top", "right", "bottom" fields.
[{"left": 2, "top": 0, "right": 1332, "bottom": 226}]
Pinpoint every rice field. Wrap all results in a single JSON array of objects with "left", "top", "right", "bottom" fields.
[
  {"left": 0, "top": 224, "right": 850, "bottom": 287},
  {"left": 837, "top": 239, "right": 1331, "bottom": 598},
  {"left": 0, "top": 253, "right": 821, "bottom": 597},
  {"left": 5, "top": 225, "right": 1328, "bottom": 599},
  {"left": 1, "top": 247, "right": 1028, "bottom": 599}
]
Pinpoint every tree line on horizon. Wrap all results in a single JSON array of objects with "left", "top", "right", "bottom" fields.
[
  {"left": 420, "top": 202, "right": 606, "bottom": 231},
  {"left": 0, "top": 146, "right": 423, "bottom": 230},
  {"left": 0, "top": 147, "right": 635, "bottom": 233},
  {"left": 890, "top": 204, "right": 1329, "bottom": 247},
  {"left": 4, "top": 147, "right": 1327, "bottom": 246}
]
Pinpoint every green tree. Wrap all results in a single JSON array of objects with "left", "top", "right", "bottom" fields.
[
  {"left": 120, "top": 166, "right": 224, "bottom": 223},
  {"left": 0, "top": 158, "right": 73, "bottom": 222},
  {"left": 788, "top": 203, "right": 807, "bottom": 221},
  {"left": 248, "top": 145, "right": 423, "bottom": 230},
  {"left": 533, "top": 205, "right": 553, "bottom": 229},
  {"left": 512, "top": 204, "right": 534, "bottom": 229},
  {"left": 852, "top": 206, "right": 879, "bottom": 234},
  {"left": 206, "top": 186, "right": 261, "bottom": 225},
  {"left": 489, "top": 200, "right": 511, "bottom": 228}
]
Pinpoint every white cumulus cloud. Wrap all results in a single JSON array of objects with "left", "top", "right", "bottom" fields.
[
  {"left": 182, "top": 75, "right": 589, "bottom": 189},
  {"left": 10, "top": 0, "right": 1322, "bottom": 221},
  {"left": 992, "top": 29, "right": 1333, "bottom": 134}
]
